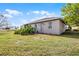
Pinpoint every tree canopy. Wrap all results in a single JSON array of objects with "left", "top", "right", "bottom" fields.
[
  {"left": 62, "top": 3, "right": 79, "bottom": 26},
  {"left": 0, "top": 14, "right": 9, "bottom": 27}
]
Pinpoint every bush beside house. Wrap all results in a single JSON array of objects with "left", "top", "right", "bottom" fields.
[{"left": 14, "top": 25, "right": 36, "bottom": 35}]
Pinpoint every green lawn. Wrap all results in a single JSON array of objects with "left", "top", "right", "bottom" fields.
[{"left": 0, "top": 30, "right": 79, "bottom": 56}]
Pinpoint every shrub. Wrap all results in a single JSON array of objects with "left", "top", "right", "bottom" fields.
[
  {"left": 14, "top": 25, "right": 36, "bottom": 35},
  {"left": 14, "top": 29, "right": 21, "bottom": 34}
]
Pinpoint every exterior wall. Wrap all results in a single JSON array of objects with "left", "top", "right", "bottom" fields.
[
  {"left": 58, "top": 20, "right": 66, "bottom": 34},
  {"left": 31, "top": 20, "right": 65, "bottom": 35}
]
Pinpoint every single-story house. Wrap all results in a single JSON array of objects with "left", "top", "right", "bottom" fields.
[
  {"left": 0, "top": 26, "right": 17, "bottom": 30},
  {"left": 25, "top": 17, "right": 66, "bottom": 35}
]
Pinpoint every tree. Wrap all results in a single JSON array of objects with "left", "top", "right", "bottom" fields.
[
  {"left": 0, "top": 14, "right": 9, "bottom": 27},
  {"left": 62, "top": 3, "right": 79, "bottom": 26}
]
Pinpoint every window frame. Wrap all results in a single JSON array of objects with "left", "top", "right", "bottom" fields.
[{"left": 48, "top": 21, "right": 52, "bottom": 29}]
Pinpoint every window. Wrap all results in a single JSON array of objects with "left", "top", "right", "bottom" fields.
[
  {"left": 35, "top": 24, "right": 37, "bottom": 28},
  {"left": 35, "top": 24, "right": 38, "bottom": 32},
  {"left": 48, "top": 22, "right": 52, "bottom": 29}
]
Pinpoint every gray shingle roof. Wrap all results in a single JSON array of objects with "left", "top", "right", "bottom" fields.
[{"left": 26, "top": 17, "right": 64, "bottom": 24}]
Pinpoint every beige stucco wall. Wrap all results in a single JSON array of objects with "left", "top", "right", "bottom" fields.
[{"left": 31, "top": 20, "right": 65, "bottom": 35}]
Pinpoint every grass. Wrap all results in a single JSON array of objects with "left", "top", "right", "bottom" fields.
[{"left": 0, "top": 30, "right": 79, "bottom": 56}]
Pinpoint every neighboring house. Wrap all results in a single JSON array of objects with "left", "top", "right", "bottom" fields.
[
  {"left": 8, "top": 26, "right": 18, "bottom": 30},
  {"left": 0, "top": 26, "right": 17, "bottom": 30},
  {"left": 25, "top": 17, "right": 66, "bottom": 35}
]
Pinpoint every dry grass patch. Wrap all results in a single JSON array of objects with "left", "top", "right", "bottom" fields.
[{"left": 0, "top": 31, "right": 79, "bottom": 55}]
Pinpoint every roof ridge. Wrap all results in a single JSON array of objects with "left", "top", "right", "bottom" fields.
[{"left": 26, "top": 17, "right": 62, "bottom": 24}]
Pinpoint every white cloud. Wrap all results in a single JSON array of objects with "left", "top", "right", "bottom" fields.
[
  {"left": 4, "top": 14, "right": 13, "bottom": 18},
  {"left": 40, "top": 10, "right": 49, "bottom": 15},
  {"left": 29, "top": 13, "right": 60, "bottom": 22},
  {"left": 5, "top": 9, "right": 22, "bottom": 16},
  {"left": 27, "top": 10, "right": 59, "bottom": 17},
  {"left": 32, "top": 11, "right": 40, "bottom": 14},
  {"left": 2, "top": 9, "right": 23, "bottom": 18},
  {"left": 31, "top": 10, "right": 53, "bottom": 15},
  {"left": 26, "top": 10, "right": 49, "bottom": 15},
  {"left": 25, "top": 10, "right": 61, "bottom": 23}
]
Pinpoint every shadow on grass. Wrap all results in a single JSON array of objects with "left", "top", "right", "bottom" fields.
[
  {"left": 14, "top": 30, "right": 79, "bottom": 39},
  {"left": 35, "top": 31, "right": 79, "bottom": 39},
  {"left": 60, "top": 31, "right": 79, "bottom": 39}
]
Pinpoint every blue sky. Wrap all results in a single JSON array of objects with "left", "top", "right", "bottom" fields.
[{"left": 0, "top": 3, "right": 65, "bottom": 26}]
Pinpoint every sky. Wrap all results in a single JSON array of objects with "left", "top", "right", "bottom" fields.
[{"left": 0, "top": 3, "right": 65, "bottom": 27}]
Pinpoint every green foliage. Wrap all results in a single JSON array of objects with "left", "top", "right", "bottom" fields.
[
  {"left": 62, "top": 3, "right": 79, "bottom": 26},
  {"left": 14, "top": 29, "right": 21, "bottom": 34},
  {"left": 14, "top": 25, "right": 36, "bottom": 35}
]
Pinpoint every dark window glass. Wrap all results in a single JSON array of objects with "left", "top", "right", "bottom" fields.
[
  {"left": 35, "top": 24, "right": 37, "bottom": 28},
  {"left": 48, "top": 22, "right": 52, "bottom": 29}
]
